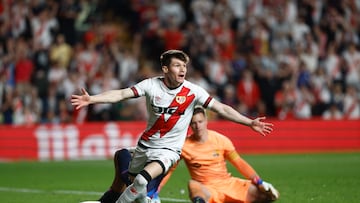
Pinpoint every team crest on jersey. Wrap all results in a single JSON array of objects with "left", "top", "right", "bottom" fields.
[
  {"left": 176, "top": 96, "right": 186, "bottom": 104},
  {"left": 212, "top": 150, "right": 220, "bottom": 157}
]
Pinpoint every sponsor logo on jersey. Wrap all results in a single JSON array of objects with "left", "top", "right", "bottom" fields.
[{"left": 152, "top": 105, "right": 182, "bottom": 115}]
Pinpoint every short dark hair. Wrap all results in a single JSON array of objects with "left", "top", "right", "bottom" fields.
[
  {"left": 193, "top": 106, "right": 206, "bottom": 116},
  {"left": 160, "top": 50, "right": 189, "bottom": 67}
]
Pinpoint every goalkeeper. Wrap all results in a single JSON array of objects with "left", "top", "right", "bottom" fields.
[{"left": 160, "top": 107, "right": 280, "bottom": 203}]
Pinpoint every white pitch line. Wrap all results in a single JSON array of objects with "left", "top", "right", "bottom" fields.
[{"left": 0, "top": 187, "right": 190, "bottom": 202}]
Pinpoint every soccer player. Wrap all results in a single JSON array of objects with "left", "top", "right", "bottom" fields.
[
  {"left": 71, "top": 50, "right": 274, "bottom": 203},
  {"left": 162, "top": 107, "right": 279, "bottom": 203}
]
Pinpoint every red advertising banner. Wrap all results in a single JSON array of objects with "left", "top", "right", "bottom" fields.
[
  {"left": 0, "top": 120, "right": 359, "bottom": 161},
  {"left": 0, "top": 122, "right": 146, "bottom": 161},
  {"left": 207, "top": 119, "right": 360, "bottom": 154}
]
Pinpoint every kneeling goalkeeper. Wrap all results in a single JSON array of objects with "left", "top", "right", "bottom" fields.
[{"left": 159, "top": 107, "right": 280, "bottom": 203}]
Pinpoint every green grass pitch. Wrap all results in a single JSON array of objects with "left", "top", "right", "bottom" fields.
[{"left": 0, "top": 153, "right": 359, "bottom": 203}]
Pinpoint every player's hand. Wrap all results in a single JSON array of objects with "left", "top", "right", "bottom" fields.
[
  {"left": 250, "top": 117, "right": 274, "bottom": 136},
  {"left": 71, "top": 88, "right": 91, "bottom": 110},
  {"left": 258, "top": 181, "right": 280, "bottom": 201}
]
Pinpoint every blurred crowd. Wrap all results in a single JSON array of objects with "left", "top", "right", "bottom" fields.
[{"left": 0, "top": 0, "right": 360, "bottom": 126}]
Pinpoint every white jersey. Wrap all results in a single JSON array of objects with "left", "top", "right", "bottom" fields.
[{"left": 131, "top": 76, "right": 214, "bottom": 153}]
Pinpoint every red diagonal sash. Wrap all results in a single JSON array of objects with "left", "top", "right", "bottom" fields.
[{"left": 141, "top": 86, "right": 195, "bottom": 141}]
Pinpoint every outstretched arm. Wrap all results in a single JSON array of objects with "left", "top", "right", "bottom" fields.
[
  {"left": 71, "top": 87, "right": 135, "bottom": 110},
  {"left": 210, "top": 100, "right": 273, "bottom": 136},
  {"left": 226, "top": 150, "right": 258, "bottom": 180},
  {"left": 226, "top": 151, "right": 280, "bottom": 201}
]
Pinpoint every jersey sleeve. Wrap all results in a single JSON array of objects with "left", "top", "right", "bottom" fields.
[
  {"left": 191, "top": 82, "right": 215, "bottom": 108},
  {"left": 131, "top": 78, "right": 153, "bottom": 97}
]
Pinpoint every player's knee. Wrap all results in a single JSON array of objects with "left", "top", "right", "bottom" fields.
[
  {"left": 188, "top": 179, "right": 210, "bottom": 201},
  {"left": 114, "top": 149, "right": 131, "bottom": 163},
  {"left": 188, "top": 179, "right": 199, "bottom": 188},
  {"left": 134, "top": 170, "right": 152, "bottom": 187},
  {"left": 114, "top": 149, "right": 131, "bottom": 169},
  {"left": 114, "top": 149, "right": 132, "bottom": 184},
  {"left": 188, "top": 179, "right": 202, "bottom": 192}
]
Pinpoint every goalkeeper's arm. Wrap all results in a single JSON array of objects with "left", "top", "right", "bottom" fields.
[
  {"left": 226, "top": 150, "right": 279, "bottom": 200},
  {"left": 226, "top": 150, "right": 259, "bottom": 180}
]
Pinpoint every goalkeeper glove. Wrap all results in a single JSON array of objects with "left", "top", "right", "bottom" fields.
[{"left": 252, "top": 176, "right": 279, "bottom": 201}]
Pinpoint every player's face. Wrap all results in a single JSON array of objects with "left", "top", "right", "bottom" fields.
[
  {"left": 190, "top": 113, "right": 207, "bottom": 136},
  {"left": 163, "top": 58, "right": 187, "bottom": 88}
]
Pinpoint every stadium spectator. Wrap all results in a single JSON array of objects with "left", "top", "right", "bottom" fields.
[
  {"left": 14, "top": 39, "right": 34, "bottom": 92},
  {"left": 49, "top": 33, "right": 73, "bottom": 69},
  {"left": 0, "top": 89, "right": 15, "bottom": 124},
  {"left": 322, "top": 102, "right": 343, "bottom": 120},
  {"left": 342, "top": 43, "right": 360, "bottom": 90},
  {"left": 274, "top": 80, "right": 296, "bottom": 120},
  {"left": 187, "top": 69, "right": 212, "bottom": 93},
  {"left": 48, "top": 60, "right": 67, "bottom": 86},
  {"left": 293, "top": 84, "right": 315, "bottom": 119},
  {"left": 269, "top": 6, "right": 292, "bottom": 55},
  {"left": 157, "top": 16, "right": 185, "bottom": 51},
  {"left": 299, "top": 32, "right": 319, "bottom": 74},
  {"left": 310, "top": 66, "right": 331, "bottom": 115},
  {"left": 236, "top": 69, "right": 261, "bottom": 115},
  {"left": 343, "top": 84, "right": 360, "bottom": 119},
  {"left": 9, "top": 0, "right": 30, "bottom": 39},
  {"left": 291, "top": 16, "right": 310, "bottom": 45},
  {"left": 75, "top": 39, "right": 101, "bottom": 81},
  {"left": 30, "top": 5, "right": 59, "bottom": 50},
  {"left": 57, "top": 0, "right": 80, "bottom": 46},
  {"left": 109, "top": 43, "right": 139, "bottom": 87},
  {"left": 157, "top": 0, "right": 185, "bottom": 28},
  {"left": 329, "top": 82, "right": 345, "bottom": 112},
  {"left": 89, "top": 66, "right": 120, "bottom": 121},
  {"left": 61, "top": 69, "right": 86, "bottom": 123},
  {"left": 204, "top": 50, "right": 231, "bottom": 91}
]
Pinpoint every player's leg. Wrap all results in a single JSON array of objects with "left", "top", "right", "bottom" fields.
[
  {"left": 99, "top": 149, "right": 132, "bottom": 203},
  {"left": 146, "top": 174, "right": 164, "bottom": 198},
  {"left": 117, "top": 161, "right": 164, "bottom": 203},
  {"left": 203, "top": 178, "right": 254, "bottom": 203},
  {"left": 117, "top": 148, "right": 180, "bottom": 203},
  {"left": 188, "top": 179, "right": 211, "bottom": 203}
]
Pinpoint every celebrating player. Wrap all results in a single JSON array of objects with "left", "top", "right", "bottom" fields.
[
  {"left": 161, "top": 107, "right": 279, "bottom": 203},
  {"left": 71, "top": 49, "right": 274, "bottom": 203}
]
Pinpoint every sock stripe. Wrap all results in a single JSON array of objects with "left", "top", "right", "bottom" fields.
[{"left": 139, "top": 170, "right": 152, "bottom": 183}]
